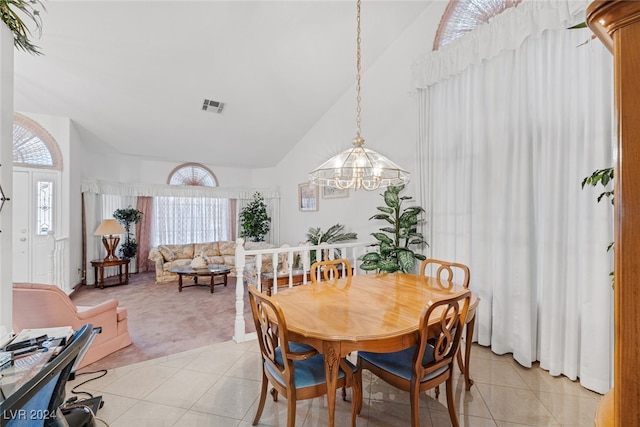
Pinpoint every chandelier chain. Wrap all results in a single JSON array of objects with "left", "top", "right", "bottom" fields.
[
  {"left": 307, "top": 0, "right": 410, "bottom": 191},
  {"left": 355, "top": 0, "right": 362, "bottom": 139}
]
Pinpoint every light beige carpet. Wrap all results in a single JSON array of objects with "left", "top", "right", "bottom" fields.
[{"left": 70, "top": 271, "right": 254, "bottom": 371}]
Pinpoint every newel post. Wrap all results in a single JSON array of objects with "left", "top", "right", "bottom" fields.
[{"left": 234, "top": 238, "right": 247, "bottom": 342}]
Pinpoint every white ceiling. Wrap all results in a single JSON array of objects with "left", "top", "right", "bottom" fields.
[{"left": 13, "top": 1, "right": 434, "bottom": 169}]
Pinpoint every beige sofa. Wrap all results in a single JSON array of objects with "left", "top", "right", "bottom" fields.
[{"left": 148, "top": 241, "right": 275, "bottom": 283}]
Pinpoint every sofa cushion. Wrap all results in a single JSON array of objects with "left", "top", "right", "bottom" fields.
[
  {"left": 163, "top": 259, "right": 191, "bottom": 271},
  {"left": 195, "top": 242, "right": 219, "bottom": 256},
  {"left": 245, "top": 241, "right": 275, "bottom": 251},
  {"left": 204, "top": 255, "right": 225, "bottom": 265},
  {"left": 218, "top": 241, "right": 236, "bottom": 256},
  {"left": 172, "top": 244, "right": 194, "bottom": 259}
]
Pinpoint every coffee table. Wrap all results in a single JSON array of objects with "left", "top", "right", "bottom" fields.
[{"left": 168, "top": 265, "right": 231, "bottom": 293}]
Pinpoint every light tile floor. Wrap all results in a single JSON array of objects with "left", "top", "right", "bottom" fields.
[{"left": 68, "top": 341, "right": 602, "bottom": 427}]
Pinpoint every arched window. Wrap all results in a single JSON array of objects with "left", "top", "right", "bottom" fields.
[
  {"left": 433, "top": 0, "right": 522, "bottom": 50},
  {"left": 13, "top": 113, "right": 63, "bottom": 170},
  {"left": 154, "top": 163, "right": 230, "bottom": 245},
  {"left": 167, "top": 163, "right": 217, "bottom": 187}
]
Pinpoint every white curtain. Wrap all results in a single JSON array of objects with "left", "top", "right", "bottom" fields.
[
  {"left": 152, "top": 197, "right": 232, "bottom": 245},
  {"left": 416, "top": 26, "right": 614, "bottom": 393},
  {"left": 84, "top": 194, "right": 138, "bottom": 283}
]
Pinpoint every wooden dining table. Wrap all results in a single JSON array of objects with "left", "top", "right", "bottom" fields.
[{"left": 270, "top": 272, "right": 478, "bottom": 427}]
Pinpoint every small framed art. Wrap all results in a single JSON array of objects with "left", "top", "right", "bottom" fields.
[
  {"left": 298, "top": 183, "right": 319, "bottom": 211},
  {"left": 322, "top": 186, "right": 349, "bottom": 199}
]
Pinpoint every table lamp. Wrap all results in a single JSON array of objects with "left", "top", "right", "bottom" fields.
[{"left": 94, "top": 219, "right": 126, "bottom": 261}]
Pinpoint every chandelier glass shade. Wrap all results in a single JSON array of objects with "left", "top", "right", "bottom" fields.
[
  {"left": 308, "top": 0, "right": 410, "bottom": 191},
  {"left": 309, "top": 136, "right": 409, "bottom": 191}
]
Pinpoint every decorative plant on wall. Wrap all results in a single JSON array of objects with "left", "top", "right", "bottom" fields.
[
  {"left": 0, "top": 0, "right": 46, "bottom": 55},
  {"left": 360, "top": 185, "right": 427, "bottom": 273},
  {"left": 113, "top": 207, "right": 143, "bottom": 259},
  {"left": 582, "top": 167, "right": 614, "bottom": 283},
  {"left": 240, "top": 192, "right": 271, "bottom": 242},
  {"left": 306, "top": 223, "right": 358, "bottom": 264}
]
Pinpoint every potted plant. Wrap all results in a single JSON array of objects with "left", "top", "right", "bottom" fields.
[
  {"left": 1, "top": 0, "right": 46, "bottom": 55},
  {"left": 239, "top": 192, "right": 271, "bottom": 242},
  {"left": 306, "top": 223, "right": 357, "bottom": 264},
  {"left": 113, "top": 207, "right": 143, "bottom": 259},
  {"left": 360, "top": 185, "right": 427, "bottom": 273}
]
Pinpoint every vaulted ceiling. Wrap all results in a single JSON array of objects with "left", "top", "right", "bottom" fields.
[{"left": 13, "top": 1, "right": 434, "bottom": 169}]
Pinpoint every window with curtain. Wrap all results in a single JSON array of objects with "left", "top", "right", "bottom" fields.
[
  {"left": 416, "top": 25, "right": 613, "bottom": 394},
  {"left": 433, "top": 0, "right": 522, "bottom": 50},
  {"left": 152, "top": 196, "right": 232, "bottom": 245},
  {"left": 152, "top": 163, "right": 232, "bottom": 245}
]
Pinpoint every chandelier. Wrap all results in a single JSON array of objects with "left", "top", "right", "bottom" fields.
[{"left": 308, "top": 0, "right": 410, "bottom": 191}]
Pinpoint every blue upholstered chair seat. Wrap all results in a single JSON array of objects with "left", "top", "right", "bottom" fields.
[
  {"left": 266, "top": 343, "right": 348, "bottom": 389},
  {"left": 358, "top": 345, "right": 448, "bottom": 383}
]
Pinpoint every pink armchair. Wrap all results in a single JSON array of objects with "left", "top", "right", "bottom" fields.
[{"left": 12, "top": 283, "right": 132, "bottom": 368}]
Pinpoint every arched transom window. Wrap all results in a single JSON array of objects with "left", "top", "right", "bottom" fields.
[
  {"left": 13, "top": 113, "right": 63, "bottom": 170},
  {"left": 433, "top": 0, "right": 523, "bottom": 50},
  {"left": 167, "top": 163, "right": 218, "bottom": 187}
]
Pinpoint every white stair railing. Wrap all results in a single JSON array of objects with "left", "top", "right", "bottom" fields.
[
  {"left": 47, "top": 234, "right": 67, "bottom": 289},
  {"left": 233, "top": 238, "right": 373, "bottom": 343}
]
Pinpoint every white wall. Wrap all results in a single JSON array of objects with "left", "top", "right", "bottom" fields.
[
  {"left": 253, "top": 2, "right": 446, "bottom": 246},
  {"left": 80, "top": 151, "right": 254, "bottom": 188},
  {"left": 0, "top": 24, "right": 14, "bottom": 341}
]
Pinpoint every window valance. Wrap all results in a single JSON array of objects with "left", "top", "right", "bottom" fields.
[
  {"left": 81, "top": 179, "right": 279, "bottom": 200},
  {"left": 411, "top": 0, "right": 589, "bottom": 88}
]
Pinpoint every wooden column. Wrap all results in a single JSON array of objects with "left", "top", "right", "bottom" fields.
[{"left": 587, "top": 2, "right": 640, "bottom": 426}]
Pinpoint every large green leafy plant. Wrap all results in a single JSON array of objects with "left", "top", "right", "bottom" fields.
[
  {"left": 1, "top": 0, "right": 45, "bottom": 55},
  {"left": 360, "top": 185, "right": 427, "bottom": 273},
  {"left": 113, "top": 207, "right": 143, "bottom": 259},
  {"left": 240, "top": 192, "right": 271, "bottom": 242},
  {"left": 306, "top": 223, "right": 357, "bottom": 264}
]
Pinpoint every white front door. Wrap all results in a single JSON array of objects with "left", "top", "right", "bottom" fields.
[
  {"left": 12, "top": 169, "right": 58, "bottom": 284},
  {"left": 12, "top": 171, "right": 30, "bottom": 282}
]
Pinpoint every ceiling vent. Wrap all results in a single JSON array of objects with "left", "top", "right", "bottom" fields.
[{"left": 202, "top": 99, "right": 225, "bottom": 114}]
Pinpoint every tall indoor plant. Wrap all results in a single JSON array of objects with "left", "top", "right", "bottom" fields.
[
  {"left": 113, "top": 207, "right": 143, "bottom": 259},
  {"left": 360, "top": 185, "right": 427, "bottom": 273},
  {"left": 239, "top": 192, "right": 271, "bottom": 242}
]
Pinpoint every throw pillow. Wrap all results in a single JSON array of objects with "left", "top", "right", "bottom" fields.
[
  {"left": 191, "top": 255, "right": 207, "bottom": 269},
  {"left": 158, "top": 245, "right": 175, "bottom": 262}
]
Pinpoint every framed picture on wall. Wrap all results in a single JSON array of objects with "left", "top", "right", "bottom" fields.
[
  {"left": 298, "top": 183, "right": 319, "bottom": 211},
  {"left": 322, "top": 186, "right": 349, "bottom": 199}
]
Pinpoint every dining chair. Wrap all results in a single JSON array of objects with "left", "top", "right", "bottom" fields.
[
  {"left": 310, "top": 258, "right": 353, "bottom": 284},
  {"left": 248, "top": 285, "right": 360, "bottom": 427},
  {"left": 354, "top": 289, "right": 471, "bottom": 427},
  {"left": 420, "top": 258, "right": 478, "bottom": 390}
]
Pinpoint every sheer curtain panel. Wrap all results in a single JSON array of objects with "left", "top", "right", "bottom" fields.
[
  {"left": 152, "top": 196, "right": 232, "bottom": 246},
  {"left": 416, "top": 28, "right": 614, "bottom": 393}
]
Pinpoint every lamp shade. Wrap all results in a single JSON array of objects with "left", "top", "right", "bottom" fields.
[{"left": 94, "top": 219, "right": 125, "bottom": 236}]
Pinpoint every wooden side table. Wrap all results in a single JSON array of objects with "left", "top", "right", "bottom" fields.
[
  {"left": 91, "top": 258, "right": 130, "bottom": 289},
  {"left": 261, "top": 270, "right": 310, "bottom": 296}
]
